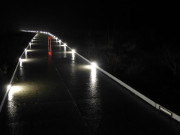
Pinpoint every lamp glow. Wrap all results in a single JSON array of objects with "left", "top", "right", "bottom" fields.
[
  {"left": 8, "top": 86, "right": 22, "bottom": 101},
  {"left": 7, "top": 84, "right": 11, "bottom": 90},
  {"left": 58, "top": 40, "right": 62, "bottom": 44},
  {"left": 91, "top": 62, "right": 97, "bottom": 68},
  {"left": 72, "top": 49, "right": 75, "bottom": 54},
  {"left": 19, "top": 58, "right": 22, "bottom": 67},
  {"left": 25, "top": 48, "right": 27, "bottom": 59},
  {"left": 72, "top": 49, "right": 75, "bottom": 60},
  {"left": 29, "top": 43, "right": 31, "bottom": 49},
  {"left": 63, "top": 43, "right": 67, "bottom": 52}
]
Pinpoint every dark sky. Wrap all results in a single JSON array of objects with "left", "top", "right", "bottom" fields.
[
  {"left": 1, "top": 1, "right": 180, "bottom": 39},
  {"left": 0, "top": 2, "right": 148, "bottom": 31}
]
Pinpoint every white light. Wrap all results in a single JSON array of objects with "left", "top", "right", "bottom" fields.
[
  {"left": 8, "top": 86, "right": 22, "bottom": 101},
  {"left": 72, "top": 49, "right": 75, "bottom": 54},
  {"left": 91, "top": 62, "right": 97, "bottom": 68},
  {"left": 7, "top": 84, "right": 11, "bottom": 90},
  {"left": 64, "top": 46, "right": 66, "bottom": 52},
  {"left": 19, "top": 58, "right": 22, "bottom": 67},
  {"left": 25, "top": 49, "right": 27, "bottom": 59},
  {"left": 91, "top": 67, "right": 97, "bottom": 82},
  {"left": 64, "top": 43, "right": 67, "bottom": 46},
  {"left": 72, "top": 49, "right": 75, "bottom": 60},
  {"left": 29, "top": 43, "right": 31, "bottom": 49}
]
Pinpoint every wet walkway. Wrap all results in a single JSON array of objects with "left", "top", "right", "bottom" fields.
[{"left": 0, "top": 33, "right": 180, "bottom": 135}]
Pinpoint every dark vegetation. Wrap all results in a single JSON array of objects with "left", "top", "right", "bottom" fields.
[{"left": 0, "top": 32, "right": 35, "bottom": 94}]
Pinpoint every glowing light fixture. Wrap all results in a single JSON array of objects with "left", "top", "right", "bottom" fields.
[
  {"left": 29, "top": 43, "right": 31, "bottom": 49},
  {"left": 72, "top": 49, "right": 75, "bottom": 60},
  {"left": 8, "top": 86, "right": 22, "bottom": 101},
  {"left": 63, "top": 43, "right": 67, "bottom": 52},
  {"left": 72, "top": 49, "right": 75, "bottom": 54},
  {"left": 25, "top": 48, "right": 28, "bottom": 59},
  {"left": 91, "top": 62, "right": 98, "bottom": 68},
  {"left": 7, "top": 84, "right": 11, "bottom": 90},
  {"left": 58, "top": 40, "right": 62, "bottom": 44},
  {"left": 19, "top": 58, "right": 22, "bottom": 67}
]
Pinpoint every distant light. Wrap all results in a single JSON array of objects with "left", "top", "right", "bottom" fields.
[
  {"left": 64, "top": 43, "right": 67, "bottom": 46},
  {"left": 48, "top": 51, "right": 52, "bottom": 56},
  {"left": 7, "top": 84, "right": 11, "bottom": 90},
  {"left": 91, "top": 62, "right": 97, "bottom": 68}
]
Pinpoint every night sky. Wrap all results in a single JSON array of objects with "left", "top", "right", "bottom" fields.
[{"left": 1, "top": 1, "right": 180, "bottom": 42}]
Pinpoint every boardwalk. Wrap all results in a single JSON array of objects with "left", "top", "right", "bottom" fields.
[{"left": 0, "top": 33, "right": 180, "bottom": 135}]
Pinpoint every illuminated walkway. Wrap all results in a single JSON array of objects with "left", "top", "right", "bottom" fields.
[{"left": 0, "top": 33, "right": 180, "bottom": 135}]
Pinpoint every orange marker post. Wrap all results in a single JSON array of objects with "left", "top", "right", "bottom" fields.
[{"left": 48, "top": 36, "right": 52, "bottom": 55}]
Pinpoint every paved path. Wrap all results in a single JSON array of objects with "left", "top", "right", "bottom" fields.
[{"left": 0, "top": 33, "right": 180, "bottom": 135}]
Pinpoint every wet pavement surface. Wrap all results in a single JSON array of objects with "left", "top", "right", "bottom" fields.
[{"left": 0, "top": 34, "right": 180, "bottom": 135}]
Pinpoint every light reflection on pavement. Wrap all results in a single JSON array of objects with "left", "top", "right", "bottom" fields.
[{"left": 0, "top": 33, "right": 180, "bottom": 135}]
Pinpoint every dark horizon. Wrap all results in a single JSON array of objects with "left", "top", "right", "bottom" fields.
[
  {"left": 1, "top": 2, "right": 180, "bottom": 49},
  {"left": 1, "top": 2, "right": 179, "bottom": 31}
]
